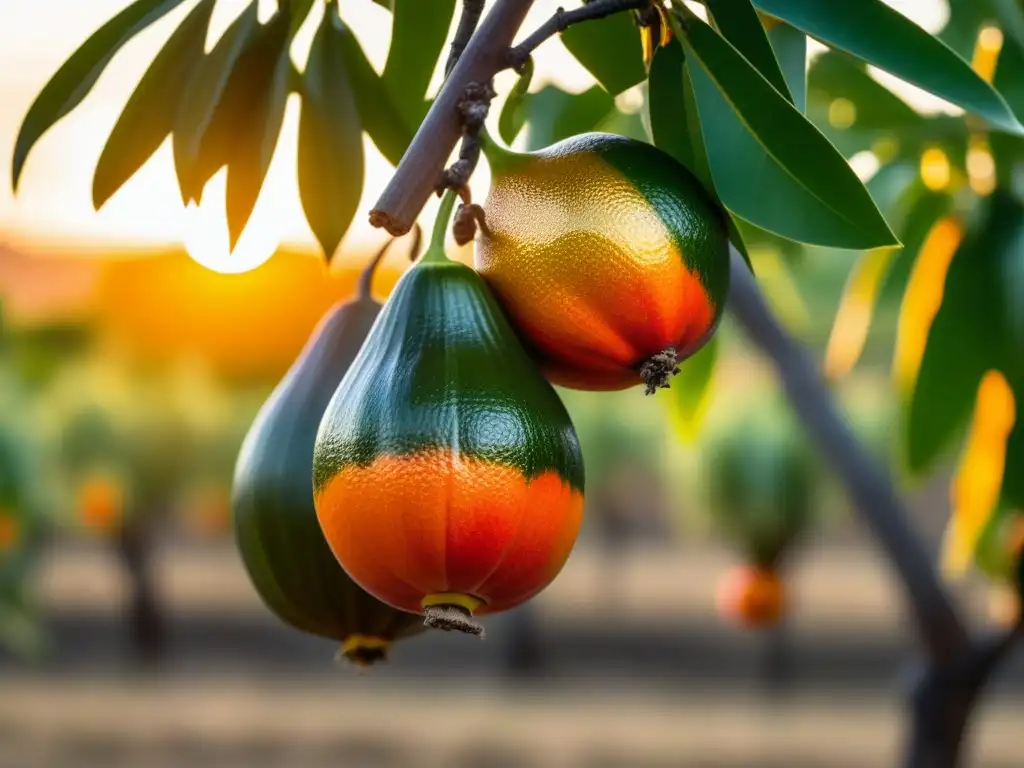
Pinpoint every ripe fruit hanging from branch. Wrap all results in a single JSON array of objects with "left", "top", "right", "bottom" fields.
[
  {"left": 313, "top": 192, "right": 585, "bottom": 637},
  {"left": 475, "top": 133, "right": 730, "bottom": 395},
  {"left": 232, "top": 238, "right": 425, "bottom": 666},
  {"left": 702, "top": 403, "right": 818, "bottom": 630}
]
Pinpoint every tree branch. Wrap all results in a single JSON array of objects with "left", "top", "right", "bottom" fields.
[
  {"left": 446, "top": 0, "right": 488, "bottom": 76},
  {"left": 904, "top": 620, "right": 1023, "bottom": 767},
  {"left": 507, "top": 0, "right": 651, "bottom": 69},
  {"left": 725, "top": 247, "right": 970, "bottom": 664},
  {"left": 370, "top": 0, "right": 535, "bottom": 236}
]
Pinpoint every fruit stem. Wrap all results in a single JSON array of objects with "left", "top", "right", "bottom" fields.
[
  {"left": 422, "top": 188, "right": 459, "bottom": 264},
  {"left": 479, "top": 127, "right": 524, "bottom": 175},
  {"left": 424, "top": 604, "right": 486, "bottom": 638},
  {"left": 639, "top": 346, "right": 681, "bottom": 395}
]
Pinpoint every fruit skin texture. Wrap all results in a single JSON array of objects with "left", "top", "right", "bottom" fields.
[
  {"left": 475, "top": 132, "right": 730, "bottom": 392},
  {"left": 232, "top": 283, "right": 424, "bottom": 664},
  {"left": 313, "top": 259, "right": 585, "bottom": 621},
  {"left": 716, "top": 564, "right": 786, "bottom": 629}
]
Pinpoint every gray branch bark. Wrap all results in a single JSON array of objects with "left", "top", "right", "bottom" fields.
[{"left": 725, "top": 246, "right": 969, "bottom": 664}]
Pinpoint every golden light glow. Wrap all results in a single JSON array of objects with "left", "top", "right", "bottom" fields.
[
  {"left": 967, "top": 134, "right": 997, "bottom": 196},
  {"left": 871, "top": 137, "right": 900, "bottom": 165},
  {"left": 972, "top": 25, "right": 1005, "bottom": 83},
  {"left": 919, "top": 147, "right": 951, "bottom": 191},
  {"left": 828, "top": 98, "right": 857, "bottom": 130},
  {"left": 0, "top": 510, "right": 19, "bottom": 552},
  {"left": 182, "top": 170, "right": 282, "bottom": 274},
  {"left": 893, "top": 217, "right": 964, "bottom": 393},
  {"left": 943, "top": 370, "right": 1016, "bottom": 576},
  {"left": 823, "top": 247, "right": 898, "bottom": 381}
]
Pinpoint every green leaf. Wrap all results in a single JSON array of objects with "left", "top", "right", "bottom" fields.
[
  {"left": 287, "top": 0, "right": 317, "bottom": 35},
  {"left": 523, "top": 85, "right": 615, "bottom": 151},
  {"left": 664, "top": 334, "right": 719, "bottom": 443},
  {"left": 648, "top": 40, "right": 695, "bottom": 171},
  {"left": 298, "top": 7, "right": 365, "bottom": 262},
  {"left": 93, "top": 0, "right": 216, "bottom": 209},
  {"left": 992, "top": 0, "right": 1024, "bottom": 57},
  {"left": 1003, "top": 379, "right": 1024, "bottom": 509},
  {"left": 498, "top": 57, "right": 534, "bottom": 145},
  {"left": 939, "top": 0, "right": 997, "bottom": 60},
  {"left": 681, "top": 63, "right": 715, "bottom": 198},
  {"left": 752, "top": 0, "right": 1024, "bottom": 135},
  {"left": 767, "top": 22, "right": 807, "bottom": 112},
  {"left": 224, "top": 13, "right": 294, "bottom": 249},
  {"left": 12, "top": 0, "right": 189, "bottom": 191},
  {"left": 879, "top": 186, "right": 953, "bottom": 307},
  {"left": 992, "top": 35, "right": 1024, "bottom": 189},
  {"left": 675, "top": 12, "right": 898, "bottom": 249},
  {"left": 173, "top": 2, "right": 260, "bottom": 204},
  {"left": 705, "top": 0, "right": 792, "bottom": 101},
  {"left": 904, "top": 194, "right": 1022, "bottom": 474},
  {"left": 340, "top": 26, "right": 414, "bottom": 166},
  {"left": 560, "top": 11, "right": 646, "bottom": 96},
  {"left": 382, "top": 0, "right": 456, "bottom": 124}
]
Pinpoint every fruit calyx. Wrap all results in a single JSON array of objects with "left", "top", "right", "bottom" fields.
[
  {"left": 422, "top": 593, "right": 486, "bottom": 638},
  {"left": 638, "top": 346, "right": 680, "bottom": 396},
  {"left": 339, "top": 634, "right": 391, "bottom": 667}
]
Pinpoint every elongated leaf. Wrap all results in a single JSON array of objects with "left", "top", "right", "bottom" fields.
[
  {"left": 648, "top": 41, "right": 694, "bottom": 171},
  {"left": 992, "top": 35, "right": 1024, "bottom": 188},
  {"left": 298, "top": 7, "right": 365, "bottom": 262},
  {"left": 93, "top": 0, "right": 216, "bottom": 209},
  {"left": 524, "top": 85, "right": 615, "bottom": 152},
  {"left": 560, "top": 11, "right": 646, "bottom": 96},
  {"left": 675, "top": 12, "right": 898, "bottom": 249},
  {"left": 664, "top": 334, "right": 719, "bottom": 443},
  {"left": 225, "top": 13, "right": 294, "bottom": 249},
  {"left": 752, "top": 0, "right": 1024, "bottom": 135},
  {"left": 904, "top": 194, "right": 1022, "bottom": 474},
  {"left": 383, "top": 0, "right": 456, "bottom": 124},
  {"left": 340, "top": 27, "right": 413, "bottom": 166},
  {"left": 681, "top": 63, "right": 715, "bottom": 198},
  {"left": 705, "top": 0, "right": 791, "bottom": 100},
  {"left": 287, "top": 0, "right": 317, "bottom": 34},
  {"left": 767, "top": 22, "right": 807, "bottom": 112},
  {"left": 12, "top": 0, "right": 189, "bottom": 190},
  {"left": 173, "top": 2, "right": 260, "bottom": 204},
  {"left": 1003, "top": 376, "right": 1024, "bottom": 510},
  {"left": 498, "top": 57, "right": 534, "bottom": 145}
]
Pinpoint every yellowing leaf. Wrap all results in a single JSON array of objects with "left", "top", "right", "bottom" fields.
[
  {"left": 893, "top": 217, "right": 963, "bottom": 394},
  {"left": 823, "top": 247, "right": 898, "bottom": 380},
  {"left": 943, "top": 370, "right": 1017, "bottom": 576}
]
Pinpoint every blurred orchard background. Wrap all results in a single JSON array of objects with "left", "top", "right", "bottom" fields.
[{"left": 1, "top": 0, "right": 1023, "bottom": 766}]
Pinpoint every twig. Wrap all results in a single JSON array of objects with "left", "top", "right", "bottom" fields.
[
  {"left": 370, "top": 0, "right": 535, "bottom": 236},
  {"left": 507, "top": 0, "right": 652, "bottom": 69},
  {"left": 725, "top": 246, "right": 970, "bottom": 664},
  {"left": 446, "top": 0, "right": 487, "bottom": 76},
  {"left": 437, "top": 80, "right": 497, "bottom": 194}
]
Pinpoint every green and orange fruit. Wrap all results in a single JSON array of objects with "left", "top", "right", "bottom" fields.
[
  {"left": 233, "top": 241, "right": 425, "bottom": 666},
  {"left": 313, "top": 193, "right": 585, "bottom": 636},
  {"left": 475, "top": 132, "right": 730, "bottom": 394}
]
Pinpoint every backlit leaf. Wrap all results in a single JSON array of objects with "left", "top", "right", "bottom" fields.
[
  {"left": 382, "top": 0, "right": 456, "bottom": 124},
  {"left": 752, "top": 0, "right": 1024, "bottom": 135},
  {"left": 12, "top": 0, "right": 189, "bottom": 191},
  {"left": 340, "top": 26, "right": 414, "bottom": 166},
  {"left": 298, "top": 6, "right": 365, "bottom": 262},
  {"left": 561, "top": 10, "right": 646, "bottom": 96},
  {"left": 173, "top": 2, "right": 260, "bottom": 204},
  {"left": 225, "top": 13, "right": 294, "bottom": 249},
  {"left": 523, "top": 86, "right": 615, "bottom": 151},
  {"left": 675, "top": 11, "right": 898, "bottom": 249},
  {"left": 664, "top": 334, "right": 719, "bottom": 443},
  {"left": 705, "top": 0, "right": 791, "bottom": 100},
  {"left": 93, "top": 0, "right": 216, "bottom": 209},
  {"left": 766, "top": 22, "right": 807, "bottom": 112}
]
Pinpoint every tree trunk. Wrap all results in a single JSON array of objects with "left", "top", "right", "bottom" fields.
[{"left": 115, "top": 517, "right": 165, "bottom": 664}]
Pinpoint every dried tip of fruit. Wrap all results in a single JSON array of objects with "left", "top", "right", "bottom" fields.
[
  {"left": 369, "top": 209, "right": 408, "bottom": 237},
  {"left": 639, "top": 346, "right": 680, "bottom": 396},
  {"left": 424, "top": 604, "right": 486, "bottom": 638}
]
